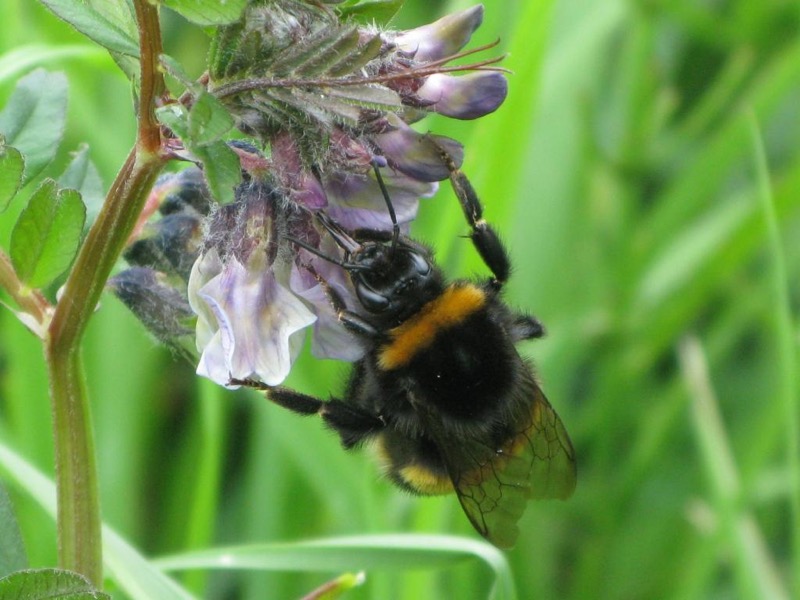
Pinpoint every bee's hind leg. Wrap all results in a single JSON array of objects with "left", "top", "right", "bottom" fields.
[{"left": 230, "top": 378, "right": 385, "bottom": 448}]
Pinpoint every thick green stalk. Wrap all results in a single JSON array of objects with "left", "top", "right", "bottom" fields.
[{"left": 43, "top": 0, "right": 166, "bottom": 586}]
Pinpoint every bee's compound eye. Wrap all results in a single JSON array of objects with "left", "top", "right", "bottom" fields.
[{"left": 356, "top": 284, "right": 390, "bottom": 312}]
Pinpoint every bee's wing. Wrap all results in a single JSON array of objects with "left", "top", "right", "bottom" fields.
[{"left": 431, "top": 372, "right": 576, "bottom": 548}]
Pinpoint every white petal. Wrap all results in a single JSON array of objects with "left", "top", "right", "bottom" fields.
[
  {"left": 188, "top": 248, "right": 224, "bottom": 350},
  {"left": 190, "top": 251, "right": 316, "bottom": 386}
]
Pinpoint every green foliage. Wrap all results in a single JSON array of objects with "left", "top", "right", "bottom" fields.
[
  {"left": 58, "top": 145, "right": 104, "bottom": 227},
  {"left": 0, "top": 0, "right": 799, "bottom": 599},
  {"left": 0, "top": 143, "right": 24, "bottom": 213},
  {"left": 37, "top": 0, "right": 139, "bottom": 57},
  {"left": 335, "top": 0, "right": 404, "bottom": 23},
  {"left": 0, "top": 484, "right": 27, "bottom": 578},
  {"left": 155, "top": 535, "right": 515, "bottom": 600},
  {"left": 0, "top": 69, "right": 67, "bottom": 185},
  {"left": 156, "top": 100, "right": 240, "bottom": 203},
  {"left": 0, "top": 568, "right": 109, "bottom": 600},
  {"left": 0, "top": 443, "right": 196, "bottom": 600},
  {"left": 156, "top": 52, "right": 240, "bottom": 203},
  {"left": 162, "top": 0, "right": 248, "bottom": 27},
  {"left": 10, "top": 178, "right": 85, "bottom": 288},
  {"left": 208, "top": 3, "right": 395, "bottom": 149}
]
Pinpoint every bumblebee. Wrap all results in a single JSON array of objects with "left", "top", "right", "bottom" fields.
[{"left": 233, "top": 159, "right": 576, "bottom": 548}]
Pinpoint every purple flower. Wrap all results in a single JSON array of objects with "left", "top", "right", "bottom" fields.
[
  {"left": 415, "top": 72, "right": 508, "bottom": 120},
  {"left": 118, "top": 3, "right": 509, "bottom": 388},
  {"left": 189, "top": 247, "right": 316, "bottom": 386},
  {"left": 394, "top": 5, "right": 485, "bottom": 63},
  {"left": 208, "top": 2, "right": 506, "bottom": 235}
]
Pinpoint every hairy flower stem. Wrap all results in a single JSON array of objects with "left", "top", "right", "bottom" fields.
[
  {"left": 212, "top": 47, "right": 507, "bottom": 99},
  {"left": 43, "top": 0, "right": 167, "bottom": 586}
]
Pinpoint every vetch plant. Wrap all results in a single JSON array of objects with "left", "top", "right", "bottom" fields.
[{"left": 0, "top": 0, "right": 510, "bottom": 595}]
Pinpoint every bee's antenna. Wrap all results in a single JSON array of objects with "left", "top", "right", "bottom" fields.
[
  {"left": 284, "top": 234, "right": 368, "bottom": 272},
  {"left": 371, "top": 159, "right": 399, "bottom": 258}
]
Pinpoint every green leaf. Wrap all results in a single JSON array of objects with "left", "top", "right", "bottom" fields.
[
  {"left": 188, "top": 92, "right": 235, "bottom": 145},
  {"left": 159, "top": 49, "right": 239, "bottom": 164},
  {"left": 336, "top": 0, "right": 403, "bottom": 23},
  {"left": 193, "top": 141, "right": 240, "bottom": 204},
  {"left": 162, "top": 0, "right": 247, "bottom": 26},
  {"left": 155, "top": 104, "right": 190, "bottom": 140},
  {"left": 0, "top": 568, "right": 109, "bottom": 599},
  {"left": 0, "top": 69, "right": 68, "bottom": 185},
  {"left": 0, "top": 45, "right": 110, "bottom": 87},
  {"left": 0, "top": 484, "right": 27, "bottom": 578},
  {"left": 85, "top": 0, "right": 138, "bottom": 38},
  {"left": 0, "top": 143, "right": 24, "bottom": 213},
  {"left": 10, "top": 179, "right": 86, "bottom": 288},
  {"left": 38, "top": 0, "right": 139, "bottom": 57},
  {"left": 155, "top": 102, "right": 240, "bottom": 203},
  {"left": 159, "top": 53, "right": 196, "bottom": 88},
  {"left": 59, "top": 145, "right": 105, "bottom": 228}
]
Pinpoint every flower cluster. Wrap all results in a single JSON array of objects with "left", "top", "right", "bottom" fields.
[{"left": 114, "top": 3, "right": 508, "bottom": 388}]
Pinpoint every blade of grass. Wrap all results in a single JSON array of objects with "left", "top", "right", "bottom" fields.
[
  {"left": 678, "top": 335, "right": 788, "bottom": 599},
  {"left": 181, "top": 378, "right": 226, "bottom": 596},
  {"left": 0, "top": 442, "right": 196, "bottom": 600},
  {"left": 748, "top": 112, "right": 800, "bottom": 597},
  {"left": 155, "top": 534, "right": 516, "bottom": 600}
]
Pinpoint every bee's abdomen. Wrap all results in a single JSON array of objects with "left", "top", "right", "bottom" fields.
[{"left": 373, "top": 430, "right": 453, "bottom": 496}]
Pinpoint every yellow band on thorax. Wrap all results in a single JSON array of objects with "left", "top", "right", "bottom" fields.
[{"left": 378, "top": 284, "right": 486, "bottom": 370}]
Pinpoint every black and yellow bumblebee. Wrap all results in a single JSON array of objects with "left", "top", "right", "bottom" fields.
[{"left": 233, "top": 157, "right": 576, "bottom": 548}]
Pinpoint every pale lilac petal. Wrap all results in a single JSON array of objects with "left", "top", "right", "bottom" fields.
[
  {"left": 290, "top": 252, "right": 365, "bottom": 362},
  {"left": 371, "top": 119, "right": 464, "bottom": 182},
  {"left": 322, "top": 169, "right": 437, "bottom": 230},
  {"left": 188, "top": 248, "right": 223, "bottom": 350},
  {"left": 417, "top": 72, "right": 507, "bottom": 119},
  {"left": 395, "top": 5, "right": 484, "bottom": 62},
  {"left": 291, "top": 170, "right": 328, "bottom": 209},
  {"left": 189, "top": 251, "right": 316, "bottom": 386}
]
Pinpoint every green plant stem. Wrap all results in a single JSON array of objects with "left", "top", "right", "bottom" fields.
[
  {"left": 0, "top": 249, "right": 51, "bottom": 327},
  {"left": 43, "top": 0, "right": 167, "bottom": 586}
]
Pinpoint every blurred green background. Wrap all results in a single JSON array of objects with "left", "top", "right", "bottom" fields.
[{"left": 1, "top": 0, "right": 799, "bottom": 598}]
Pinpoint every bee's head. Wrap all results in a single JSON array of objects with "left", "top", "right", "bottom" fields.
[
  {"left": 289, "top": 162, "right": 444, "bottom": 323},
  {"left": 348, "top": 239, "right": 438, "bottom": 319}
]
